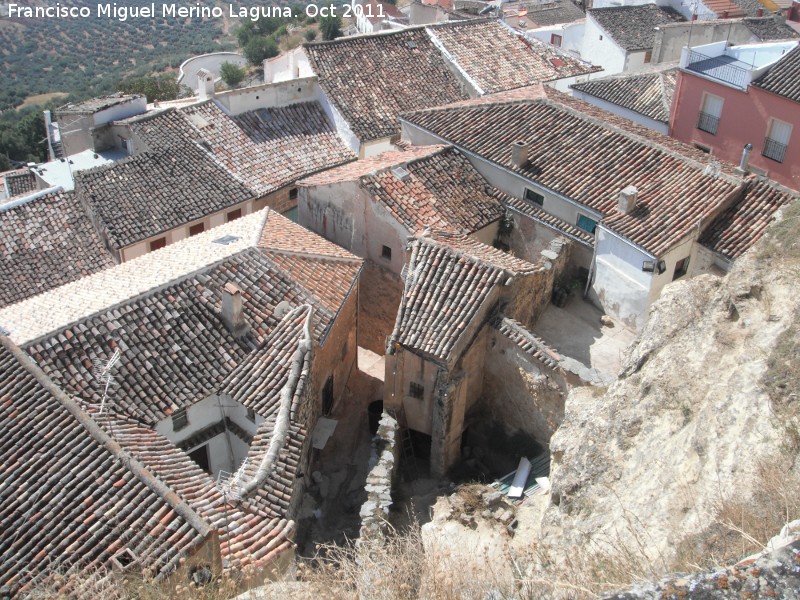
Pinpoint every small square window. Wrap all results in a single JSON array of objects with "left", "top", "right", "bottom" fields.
[
  {"left": 289, "top": 187, "right": 298, "bottom": 200},
  {"left": 172, "top": 408, "right": 189, "bottom": 431},
  {"left": 644, "top": 50, "right": 652, "bottom": 64},
  {"left": 525, "top": 189, "right": 544, "bottom": 206},
  {"left": 149, "top": 237, "right": 167, "bottom": 251},
  {"left": 550, "top": 34, "right": 563, "bottom": 47},
  {"left": 409, "top": 382, "right": 424, "bottom": 399},
  {"left": 576, "top": 214, "right": 597, "bottom": 234},
  {"left": 246, "top": 407, "right": 256, "bottom": 422},
  {"left": 673, "top": 257, "right": 690, "bottom": 281},
  {"left": 381, "top": 245, "right": 392, "bottom": 260},
  {"left": 189, "top": 222, "right": 205, "bottom": 237},
  {"left": 226, "top": 208, "right": 242, "bottom": 222}
]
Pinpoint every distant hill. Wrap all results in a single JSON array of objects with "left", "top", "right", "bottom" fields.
[{"left": 0, "top": 0, "right": 251, "bottom": 110}]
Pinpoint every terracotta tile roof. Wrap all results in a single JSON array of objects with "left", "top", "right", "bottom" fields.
[
  {"left": 753, "top": 44, "right": 800, "bottom": 103},
  {"left": 359, "top": 146, "right": 506, "bottom": 234},
  {"left": 23, "top": 247, "right": 345, "bottom": 426},
  {"left": 523, "top": 0, "right": 586, "bottom": 26},
  {"left": 57, "top": 93, "right": 143, "bottom": 115},
  {"left": 428, "top": 20, "right": 599, "bottom": 94},
  {"left": 505, "top": 197, "right": 594, "bottom": 246},
  {"left": 570, "top": 68, "right": 677, "bottom": 124},
  {"left": 390, "top": 232, "right": 538, "bottom": 361},
  {"left": 298, "top": 145, "right": 447, "bottom": 186},
  {"left": 0, "top": 190, "right": 115, "bottom": 308},
  {"left": 403, "top": 90, "right": 746, "bottom": 256},
  {"left": 0, "top": 210, "right": 270, "bottom": 345},
  {"left": 492, "top": 315, "right": 561, "bottom": 369},
  {"left": 0, "top": 337, "right": 206, "bottom": 597},
  {"left": 700, "top": 178, "right": 798, "bottom": 260},
  {"left": 588, "top": 5, "right": 685, "bottom": 51},
  {"left": 75, "top": 109, "right": 255, "bottom": 250},
  {"left": 304, "top": 28, "right": 469, "bottom": 142},
  {"left": 257, "top": 210, "right": 362, "bottom": 259},
  {"left": 3, "top": 168, "right": 37, "bottom": 197},
  {"left": 702, "top": 0, "right": 749, "bottom": 17},
  {"left": 181, "top": 101, "right": 356, "bottom": 196},
  {"left": 744, "top": 16, "right": 800, "bottom": 40}
]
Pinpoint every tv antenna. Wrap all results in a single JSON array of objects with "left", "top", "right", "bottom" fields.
[{"left": 91, "top": 348, "right": 121, "bottom": 414}]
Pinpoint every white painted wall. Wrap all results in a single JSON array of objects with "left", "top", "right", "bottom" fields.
[
  {"left": 92, "top": 97, "right": 148, "bottom": 127},
  {"left": 213, "top": 77, "right": 317, "bottom": 115},
  {"left": 264, "top": 47, "right": 313, "bottom": 83},
  {"left": 155, "top": 393, "right": 258, "bottom": 477},
  {"left": 570, "top": 89, "right": 669, "bottom": 133},
  {"left": 593, "top": 225, "right": 654, "bottom": 329},
  {"left": 313, "top": 84, "right": 362, "bottom": 155},
  {"left": 526, "top": 21, "right": 586, "bottom": 55},
  {"left": 583, "top": 15, "right": 627, "bottom": 74}
]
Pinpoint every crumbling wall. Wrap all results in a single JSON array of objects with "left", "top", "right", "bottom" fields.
[
  {"left": 482, "top": 329, "right": 568, "bottom": 448},
  {"left": 358, "top": 411, "right": 400, "bottom": 544}
]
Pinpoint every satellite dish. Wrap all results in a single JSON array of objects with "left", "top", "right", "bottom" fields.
[{"left": 274, "top": 300, "right": 292, "bottom": 319}]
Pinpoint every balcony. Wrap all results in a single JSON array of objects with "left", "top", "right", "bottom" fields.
[
  {"left": 696, "top": 111, "right": 720, "bottom": 135},
  {"left": 684, "top": 49, "right": 751, "bottom": 90},
  {"left": 762, "top": 137, "right": 788, "bottom": 163}
]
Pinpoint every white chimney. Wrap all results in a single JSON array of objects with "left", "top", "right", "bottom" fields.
[
  {"left": 511, "top": 141, "right": 529, "bottom": 169},
  {"left": 618, "top": 185, "right": 638, "bottom": 214},
  {"left": 221, "top": 282, "right": 247, "bottom": 337},
  {"left": 197, "top": 68, "right": 215, "bottom": 101}
]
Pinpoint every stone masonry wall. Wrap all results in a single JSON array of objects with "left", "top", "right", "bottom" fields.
[{"left": 357, "top": 411, "right": 400, "bottom": 545}]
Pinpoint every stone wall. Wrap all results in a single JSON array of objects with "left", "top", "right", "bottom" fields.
[
  {"left": 357, "top": 411, "right": 400, "bottom": 544},
  {"left": 525, "top": 236, "right": 572, "bottom": 328}
]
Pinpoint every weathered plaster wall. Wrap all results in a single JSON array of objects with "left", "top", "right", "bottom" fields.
[
  {"left": 651, "top": 21, "right": 756, "bottom": 64},
  {"left": 483, "top": 329, "right": 568, "bottom": 447},
  {"left": 507, "top": 210, "right": 591, "bottom": 270}
]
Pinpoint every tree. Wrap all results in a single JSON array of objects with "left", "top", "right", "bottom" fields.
[
  {"left": 319, "top": 15, "right": 342, "bottom": 41},
  {"left": 116, "top": 74, "right": 180, "bottom": 102},
  {"left": 304, "top": 29, "right": 317, "bottom": 42},
  {"left": 220, "top": 62, "right": 246, "bottom": 88},
  {"left": 243, "top": 36, "right": 279, "bottom": 65}
]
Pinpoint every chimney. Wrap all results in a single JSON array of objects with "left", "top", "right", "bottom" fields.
[
  {"left": 618, "top": 185, "right": 638, "bottom": 214},
  {"left": 756, "top": 7, "right": 764, "bottom": 16},
  {"left": 511, "top": 140, "right": 529, "bottom": 169},
  {"left": 737, "top": 143, "right": 754, "bottom": 173},
  {"left": 221, "top": 283, "right": 247, "bottom": 337},
  {"left": 197, "top": 68, "right": 215, "bottom": 101}
]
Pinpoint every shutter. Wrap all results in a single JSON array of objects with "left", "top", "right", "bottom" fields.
[{"left": 769, "top": 119, "right": 792, "bottom": 145}]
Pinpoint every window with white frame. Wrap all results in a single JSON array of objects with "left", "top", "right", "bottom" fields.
[
  {"left": 762, "top": 118, "right": 792, "bottom": 163},
  {"left": 697, "top": 93, "right": 723, "bottom": 135}
]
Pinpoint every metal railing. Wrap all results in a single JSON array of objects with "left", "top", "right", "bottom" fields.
[
  {"left": 696, "top": 111, "right": 720, "bottom": 135},
  {"left": 762, "top": 137, "right": 788, "bottom": 163},
  {"left": 685, "top": 49, "right": 750, "bottom": 89}
]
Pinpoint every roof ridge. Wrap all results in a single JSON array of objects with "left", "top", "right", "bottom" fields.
[
  {"left": 0, "top": 335, "right": 212, "bottom": 539},
  {"left": 304, "top": 24, "right": 429, "bottom": 47}
]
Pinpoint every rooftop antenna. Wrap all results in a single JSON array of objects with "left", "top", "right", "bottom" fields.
[
  {"left": 216, "top": 458, "right": 249, "bottom": 569},
  {"left": 91, "top": 348, "right": 121, "bottom": 414}
]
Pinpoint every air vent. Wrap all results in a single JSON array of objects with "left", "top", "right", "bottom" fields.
[
  {"left": 212, "top": 235, "right": 241, "bottom": 246},
  {"left": 407, "top": 40, "right": 417, "bottom": 49}
]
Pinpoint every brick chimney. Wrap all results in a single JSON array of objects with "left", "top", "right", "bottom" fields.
[
  {"left": 221, "top": 283, "right": 247, "bottom": 337},
  {"left": 618, "top": 185, "right": 638, "bottom": 214},
  {"left": 511, "top": 141, "right": 529, "bottom": 169}
]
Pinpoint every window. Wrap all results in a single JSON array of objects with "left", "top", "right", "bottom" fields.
[
  {"left": 322, "top": 376, "right": 334, "bottom": 416},
  {"left": 697, "top": 93, "right": 723, "bottom": 135},
  {"left": 763, "top": 118, "right": 792, "bottom": 163},
  {"left": 525, "top": 188, "right": 544, "bottom": 206},
  {"left": 289, "top": 187, "right": 298, "bottom": 200},
  {"left": 188, "top": 444, "right": 210, "bottom": 473},
  {"left": 172, "top": 408, "right": 189, "bottom": 431},
  {"left": 576, "top": 214, "right": 597, "bottom": 234},
  {"left": 409, "top": 382, "right": 424, "bottom": 399},
  {"left": 246, "top": 407, "right": 256, "bottom": 422},
  {"left": 550, "top": 34, "right": 563, "bottom": 47},
  {"left": 226, "top": 208, "right": 242, "bottom": 222},
  {"left": 673, "top": 256, "right": 690, "bottom": 280},
  {"left": 149, "top": 237, "right": 167, "bottom": 251},
  {"left": 189, "top": 222, "right": 205, "bottom": 237},
  {"left": 644, "top": 50, "right": 652, "bottom": 64},
  {"left": 381, "top": 245, "right": 392, "bottom": 260}
]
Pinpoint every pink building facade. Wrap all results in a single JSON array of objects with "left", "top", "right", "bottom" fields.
[{"left": 670, "top": 41, "right": 800, "bottom": 191}]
